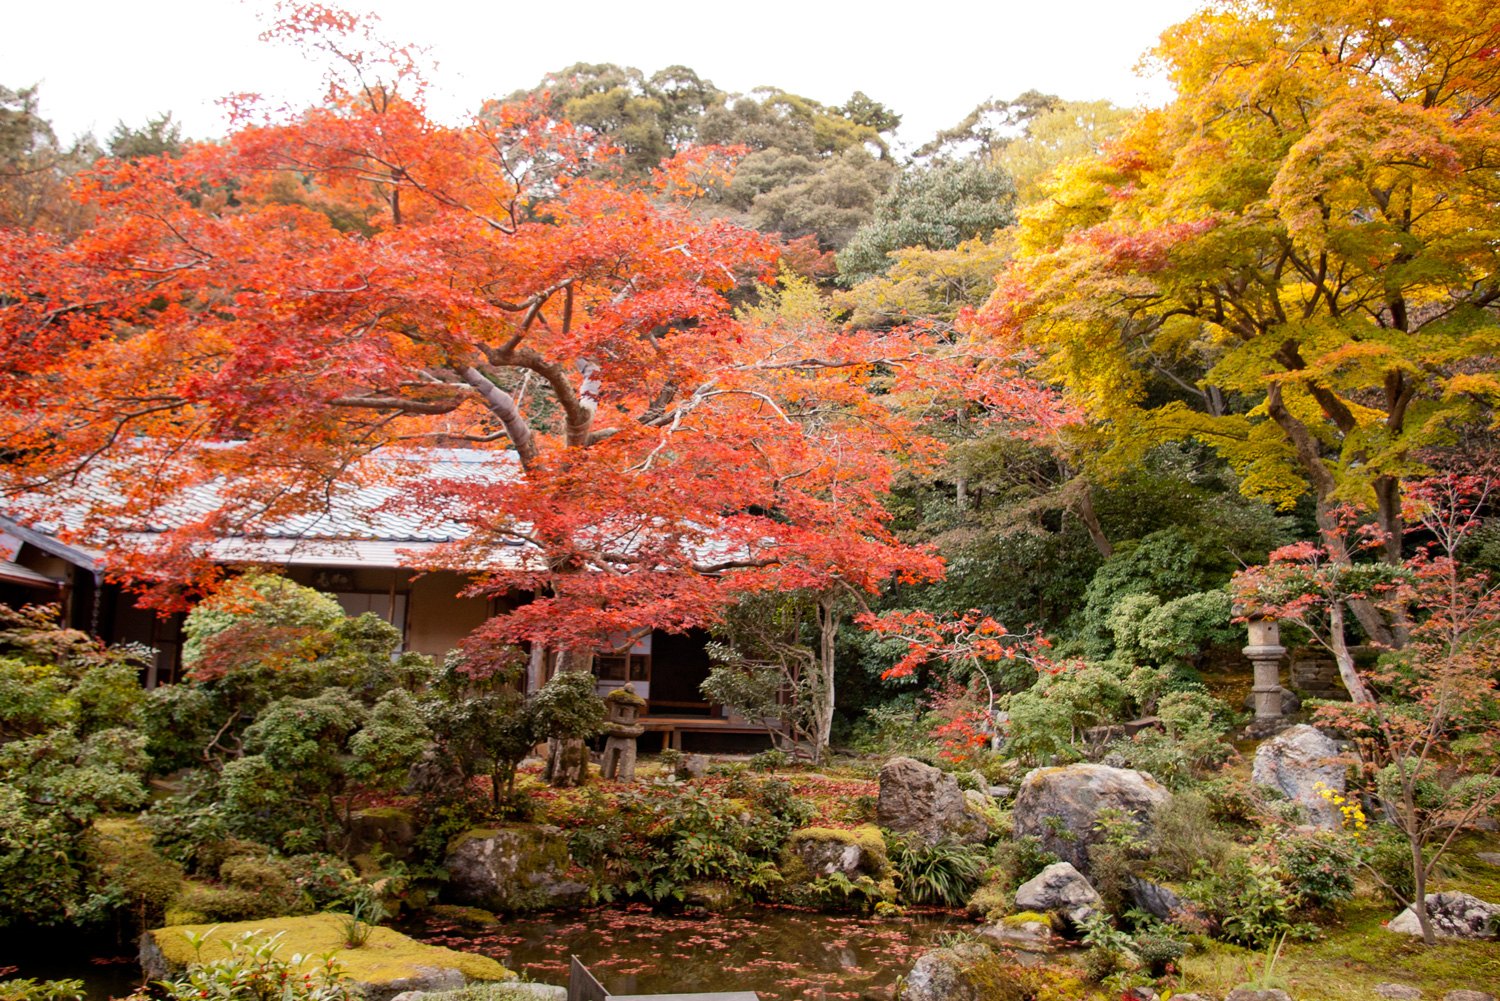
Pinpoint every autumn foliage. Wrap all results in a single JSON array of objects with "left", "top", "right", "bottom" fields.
[{"left": 0, "top": 6, "right": 989, "bottom": 654}]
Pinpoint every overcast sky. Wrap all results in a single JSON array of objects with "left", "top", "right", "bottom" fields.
[{"left": 11, "top": 0, "right": 1204, "bottom": 152}]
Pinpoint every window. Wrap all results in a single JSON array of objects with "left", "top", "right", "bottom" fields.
[
  {"left": 595, "top": 654, "right": 628, "bottom": 681},
  {"left": 332, "top": 592, "right": 408, "bottom": 647}
]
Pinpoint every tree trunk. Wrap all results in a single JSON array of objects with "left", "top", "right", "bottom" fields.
[
  {"left": 1315, "top": 500, "right": 1399, "bottom": 649},
  {"left": 548, "top": 648, "right": 594, "bottom": 788},
  {"left": 812, "top": 598, "right": 840, "bottom": 766},
  {"left": 1329, "top": 601, "right": 1374, "bottom": 703},
  {"left": 1410, "top": 822, "right": 1435, "bottom": 945},
  {"left": 1073, "top": 482, "right": 1114, "bottom": 558}
]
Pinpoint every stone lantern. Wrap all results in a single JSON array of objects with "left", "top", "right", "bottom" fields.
[
  {"left": 600, "top": 683, "right": 647, "bottom": 782},
  {"left": 1243, "top": 613, "right": 1287, "bottom": 721}
]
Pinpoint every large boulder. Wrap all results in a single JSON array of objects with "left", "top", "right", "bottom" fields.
[
  {"left": 781, "top": 825, "right": 896, "bottom": 900},
  {"left": 444, "top": 825, "right": 588, "bottom": 912},
  {"left": 348, "top": 807, "right": 418, "bottom": 862},
  {"left": 1129, "top": 877, "right": 1202, "bottom": 926},
  {"left": 1386, "top": 892, "right": 1500, "bottom": 940},
  {"left": 877, "top": 757, "right": 986, "bottom": 846},
  {"left": 1011, "top": 763, "right": 1171, "bottom": 873},
  {"left": 901, "top": 943, "right": 992, "bottom": 1001},
  {"left": 978, "top": 914, "right": 1053, "bottom": 949},
  {"left": 1251, "top": 724, "right": 1346, "bottom": 828},
  {"left": 1012, "top": 862, "right": 1100, "bottom": 924},
  {"left": 139, "top": 913, "right": 511, "bottom": 1001}
]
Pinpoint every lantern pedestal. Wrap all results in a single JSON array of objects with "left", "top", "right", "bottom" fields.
[
  {"left": 1243, "top": 615, "right": 1288, "bottom": 725},
  {"left": 601, "top": 683, "right": 648, "bottom": 783}
]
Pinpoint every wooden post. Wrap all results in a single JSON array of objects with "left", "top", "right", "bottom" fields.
[{"left": 569, "top": 956, "right": 609, "bottom": 1001}]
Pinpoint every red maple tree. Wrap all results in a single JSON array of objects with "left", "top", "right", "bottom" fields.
[{"left": 0, "top": 6, "right": 964, "bottom": 688}]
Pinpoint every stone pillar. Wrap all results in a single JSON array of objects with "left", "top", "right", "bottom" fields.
[
  {"left": 600, "top": 683, "right": 648, "bottom": 783},
  {"left": 600, "top": 726, "right": 644, "bottom": 781},
  {"left": 1244, "top": 616, "right": 1286, "bottom": 721}
]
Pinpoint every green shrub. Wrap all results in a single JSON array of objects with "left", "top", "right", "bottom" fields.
[
  {"left": 0, "top": 979, "right": 85, "bottom": 1001},
  {"left": 748, "top": 777, "right": 815, "bottom": 826},
  {"left": 750, "top": 748, "right": 794, "bottom": 772},
  {"left": 221, "top": 687, "right": 429, "bottom": 846},
  {"left": 990, "top": 834, "right": 1059, "bottom": 889},
  {"left": 1146, "top": 792, "right": 1236, "bottom": 881},
  {"left": 84, "top": 819, "right": 185, "bottom": 931},
  {"left": 0, "top": 606, "right": 151, "bottom": 928},
  {"left": 1132, "top": 932, "right": 1186, "bottom": 977},
  {"left": 964, "top": 876, "right": 1011, "bottom": 920},
  {"left": 1275, "top": 831, "right": 1355, "bottom": 910},
  {"left": 1183, "top": 856, "right": 1314, "bottom": 947},
  {"left": 889, "top": 835, "right": 987, "bottom": 906}
]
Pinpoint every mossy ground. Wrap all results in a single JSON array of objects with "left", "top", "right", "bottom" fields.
[
  {"left": 148, "top": 913, "right": 513, "bottom": 985},
  {"left": 1176, "top": 832, "right": 1500, "bottom": 1000}
]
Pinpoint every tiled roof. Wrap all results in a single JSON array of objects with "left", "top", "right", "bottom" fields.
[
  {"left": 6, "top": 447, "right": 529, "bottom": 569},
  {"left": 0, "top": 560, "right": 63, "bottom": 588}
]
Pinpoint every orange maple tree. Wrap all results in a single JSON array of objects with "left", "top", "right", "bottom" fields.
[{"left": 0, "top": 6, "right": 963, "bottom": 673}]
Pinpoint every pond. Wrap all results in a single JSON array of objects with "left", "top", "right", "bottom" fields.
[
  {"left": 0, "top": 907, "right": 970, "bottom": 1001},
  {"left": 403, "top": 906, "right": 972, "bottom": 1001}
]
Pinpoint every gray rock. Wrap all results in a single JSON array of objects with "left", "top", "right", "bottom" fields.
[
  {"left": 391, "top": 985, "right": 565, "bottom": 1001},
  {"left": 1225, "top": 992, "right": 1292, "bottom": 1001},
  {"left": 675, "top": 754, "right": 708, "bottom": 780},
  {"left": 365, "top": 969, "right": 466, "bottom": 1001},
  {"left": 1013, "top": 861, "right": 1101, "bottom": 923},
  {"left": 1243, "top": 686, "right": 1303, "bottom": 714},
  {"left": 1444, "top": 991, "right": 1495, "bottom": 1001},
  {"left": 901, "top": 943, "right": 991, "bottom": 1001},
  {"left": 1011, "top": 763, "right": 1171, "bottom": 874},
  {"left": 348, "top": 807, "right": 418, "bottom": 861},
  {"left": 1386, "top": 892, "right": 1500, "bottom": 940},
  {"left": 406, "top": 746, "right": 467, "bottom": 799},
  {"left": 1129, "top": 877, "right": 1200, "bottom": 924},
  {"left": 878, "top": 756, "right": 986, "bottom": 846},
  {"left": 797, "top": 840, "right": 865, "bottom": 878},
  {"left": 444, "top": 825, "right": 588, "bottom": 912},
  {"left": 1374, "top": 985, "right": 1423, "bottom": 1000},
  {"left": 978, "top": 918, "right": 1052, "bottom": 949},
  {"left": 987, "top": 785, "right": 1013, "bottom": 799},
  {"left": 1167, "top": 996, "right": 1215, "bottom": 1001},
  {"left": 682, "top": 880, "right": 743, "bottom": 912},
  {"left": 1123, "top": 989, "right": 1159, "bottom": 1001},
  {"left": 1475, "top": 851, "right": 1500, "bottom": 867},
  {"left": 1251, "top": 723, "right": 1345, "bottom": 828},
  {"left": 964, "top": 789, "right": 991, "bottom": 811}
]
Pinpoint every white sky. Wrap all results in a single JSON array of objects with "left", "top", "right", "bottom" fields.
[{"left": 9, "top": 0, "right": 1203, "bottom": 152}]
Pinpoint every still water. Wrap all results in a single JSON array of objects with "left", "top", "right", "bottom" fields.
[
  {"left": 405, "top": 906, "right": 970, "bottom": 1001},
  {"left": 0, "top": 907, "right": 967, "bottom": 1001}
]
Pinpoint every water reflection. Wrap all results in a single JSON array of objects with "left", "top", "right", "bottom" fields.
[{"left": 406, "top": 906, "right": 971, "bottom": 1001}]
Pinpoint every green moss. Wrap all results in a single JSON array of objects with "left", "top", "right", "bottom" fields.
[
  {"left": 1178, "top": 892, "right": 1500, "bottom": 998},
  {"left": 780, "top": 825, "right": 896, "bottom": 904},
  {"left": 356, "top": 806, "right": 415, "bottom": 821},
  {"left": 1001, "top": 910, "right": 1049, "bottom": 927},
  {"left": 147, "top": 913, "right": 512, "bottom": 985},
  {"left": 429, "top": 904, "right": 499, "bottom": 927},
  {"left": 604, "top": 687, "right": 647, "bottom": 707},
  {"left": 163, "top": 908, "right": 209, "bottom": 926}
]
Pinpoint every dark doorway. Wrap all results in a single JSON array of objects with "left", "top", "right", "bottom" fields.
[{"left": 649, "top": 628, "right": 713, "bottom": 716}]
